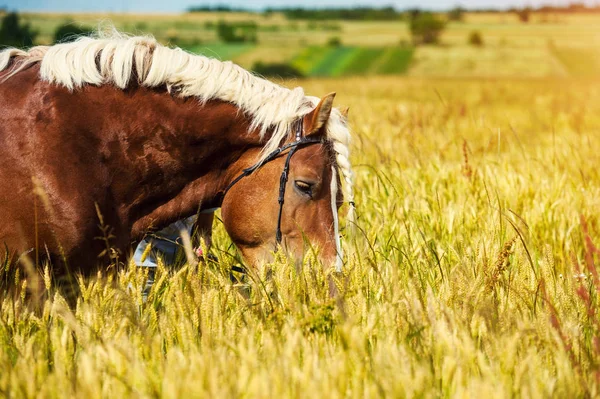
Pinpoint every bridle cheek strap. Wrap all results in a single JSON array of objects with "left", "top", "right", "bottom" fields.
[{"left": 275, "top": 144, "right": 300, "bottom": 243}]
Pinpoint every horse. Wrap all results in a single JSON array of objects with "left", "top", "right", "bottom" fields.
[{"left": 0, "top": 33, "right": 355, "bottom": 279}]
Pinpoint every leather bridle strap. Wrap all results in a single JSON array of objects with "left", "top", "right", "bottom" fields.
[
  {"left": 221, "top": 137, "right": 322, "bottom": 198},
  {"left": 276, "top": 143, "right": 300, "bottom": 243}
]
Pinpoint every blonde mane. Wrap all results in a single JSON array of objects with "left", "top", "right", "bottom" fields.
[{"left": 0, "top": 32, "right": 355, "bottom": 230}]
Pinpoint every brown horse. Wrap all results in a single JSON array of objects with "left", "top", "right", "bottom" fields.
[{"left": 0, "top": 34, "right": 355, "bottom": 276}]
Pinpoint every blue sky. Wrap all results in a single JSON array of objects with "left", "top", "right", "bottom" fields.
[{"left": 4, "top": 0, "right": 599, "bottom": 13}]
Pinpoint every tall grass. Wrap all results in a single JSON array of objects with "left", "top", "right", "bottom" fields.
[{"left": 1, "top": 76, "right": 600, "bottom": 397}]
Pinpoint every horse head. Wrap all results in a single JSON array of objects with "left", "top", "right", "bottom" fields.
[{"left": 220, "top": 93, "right": 350, "bottom": 272}]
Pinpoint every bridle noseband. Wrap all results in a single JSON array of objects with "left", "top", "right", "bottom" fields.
[{"left": 217, "top": 119, "right": 324, "bottom": 244}]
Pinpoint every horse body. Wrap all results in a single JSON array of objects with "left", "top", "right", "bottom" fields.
[
  {"left": 0, "top": 63, "right": 253, "bottom": 269},
  {"left": 0, "top": 34, "right": 354, "bottom": 273}
]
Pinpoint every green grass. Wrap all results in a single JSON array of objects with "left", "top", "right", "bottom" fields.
[
  {"left": 2, "top": 76, "right": 600, "bottom": 396},
  {"left": 184, "top": 43, "right": 254, "bottom": 60},
  {"left": 308, "top": 46, "right": 358, "bottom": 77},
  {"left": 339, "top": 47, "right": 385, "bottom": 75},
  {"left": 372, "top": 47, "right": 414, "bottom": 74},
  {"left": 290, "top": 45, "right": 332, "bottom": 75},
  {"left": 291, "top": 46, "right": 414, "bottom": 77}
]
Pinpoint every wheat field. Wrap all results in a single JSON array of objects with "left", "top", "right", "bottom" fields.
[{"left": 1, "top": 73, "right": 600, "bottom": 397}]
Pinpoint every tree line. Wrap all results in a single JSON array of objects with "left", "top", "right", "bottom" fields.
[
  {"left": 269, "top": 7, "right": 403, "bottom": 21},
  {"left": 186, "top": 3, "right": 600, "bottom": 18}
]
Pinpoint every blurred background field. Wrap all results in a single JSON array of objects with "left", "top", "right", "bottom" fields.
[
  {"left": 5, "top": 8, "right": 600, "bottom": 78},
  {"left": 2, "top": 4, "right": 600, "bottom": 398}
]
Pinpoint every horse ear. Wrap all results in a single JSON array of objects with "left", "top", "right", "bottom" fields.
[
  {"left": 306, "top": 92, "right": 336, "bottom": 136},
  {"left": 340, "top": 106, "right": 349, "bottom": 119}
]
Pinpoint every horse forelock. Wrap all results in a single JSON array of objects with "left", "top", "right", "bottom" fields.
[{"left": 0, "top": 31, "right": 355, "bottom": 230}]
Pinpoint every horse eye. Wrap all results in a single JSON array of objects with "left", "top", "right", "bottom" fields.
[{"left": 294, "top": 180, "right": 313, "bottom": 197}]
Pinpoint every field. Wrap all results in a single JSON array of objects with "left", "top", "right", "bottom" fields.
[
  {"left": 2, "top": 11, "right": 600, "bottom": 398},
  {"left": 13, "top": 11, "right": 600, "bottom": 78}
]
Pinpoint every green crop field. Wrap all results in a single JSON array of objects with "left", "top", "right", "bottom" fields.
[
  {"left": 290, "top": 46, "right": 414, "bottom": 77},
  {"left": 338, "top": 47, "right": 382, "bottom": 75},
  {"left": 185, "top": 43, "right": 255, "bottom": 61},
  {"left": 2, "top": 10, "right": 600, "bottom": 398},
  {"left": 303, "top": 46, "right": 357, "bottom": 76},
  {"left": 372, "top": 47, "right": 414, "bottom": 74}
]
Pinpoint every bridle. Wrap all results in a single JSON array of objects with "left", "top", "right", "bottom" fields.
[{"left": 215, "top": 118, "right": 324, "bottom": 244}]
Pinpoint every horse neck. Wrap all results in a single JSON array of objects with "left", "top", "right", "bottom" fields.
[{"left": 102, "top": 89, "right": 262, "bottom": 237}]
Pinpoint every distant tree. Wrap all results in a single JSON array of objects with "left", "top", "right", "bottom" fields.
[
  {"left": 187, "top": 5, "right": 248, "bottom": 13},
  {"left": 398, "top": 38, "right": 410, "bottom": 47},
  {"left": 409, "top": 13, "right": 446, "bottom": 45},
  {"left": 0, "top": 12, "right": 37, "bottom": 48},
  {"left": 216, "top": 20, "right": 237, "bottom": 42},
  {"left": 407, "top": 8, "right": 422, "bottom": 21},
  {"left": 404, "top": 8, "right": 423, "bottom": 21},
  {"left": 216, "top": 20, "right": 257, "bottom": 43},
  {"left": 238, "top": 21, "right": 258, "bottom": 43},
  {"left": 135, "top": 22, "right": 148, "bottom": 31},
  {"left": 327, "top": 36, "right": 341, "bottom": 47},
  {"left": 54, "top": 21, "right": 93, "bottom": 43},
  {"left": 517, "top": 8, "right": 531, "bottom": 23},
  {"left": 448, "top": 6, "right": 465, "bottom": 22},
  {"left": 567, "top": 2, "right": 587, "bottom": 12},
  {"left": 468, "top": 30, "right": 483, "bottom": 46},
  {"left": 279, "top": 6, "right": 404, "bottom": 21},
  {"left": 252, "top": 61, "right": 304, "bottom": 79}
]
